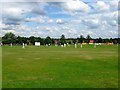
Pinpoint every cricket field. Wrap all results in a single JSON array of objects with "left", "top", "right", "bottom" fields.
[{"left": 2, "top": 45, "right": 118, "bottom": 88}]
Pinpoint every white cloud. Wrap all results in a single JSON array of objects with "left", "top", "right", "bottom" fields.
[
  {"left": 4, "top": 7, "right": 24, "bottom": 16},
  {"left": 2, "top": 5, "right": 25, "bottom": 24},
  {"left": 103, "top": 11, "right": 118, "bottom": 20},
  {"left": 25, "top": 16, "right": 45, "bottom": 23},
  {"left": 82, "top": 19, "right": 100, "bottom": 29},
  {"left": 1, "top": 24, "right": 33, "bottom": 36},
  {"left": 100, "top": 11, "right": 118, "bottom": 27},
  {"left": 56, "top": 19, "right": 64, "bottom": 24},
  {"left": 62, "top": 0, "right": 90, "bottom": 13},
  {"left": 110, "top": 1, "right": 118, "bottom": 7},
  {"left": 31, "top": 2, "right": 47, "bottom": 15},
  {"left": 93, "top": 1, "right": 110, "bottom": 12},
  {"left": 1, "top": 1, "right": 118, "bottom": 38},
  {"left": 2, "top": 4, "right": 22, "bottom": 24},
  {"left": 1, "top": 0, "right": 73, "bottom": 2},
  {"left": 2, "top": 2, "right": 47, "bottom": 25},
  {"left": 48, "top": 19, "right": 54, "bottom": 23},
  {"left": 47, "top": 0, "right": 91, "bottom": 16}
]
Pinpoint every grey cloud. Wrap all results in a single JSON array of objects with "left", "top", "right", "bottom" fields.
[
  {"left": 31, "top": 7, "right": 46, "bottom": 15},
  {"left": 2, "top": 2, "right": 47, "bottom": 25},
  {"left": 30, "top": 2, "right": 47, "bottom": 15},
  {"left": 3, "top": 19, "right": 22, "bottom": 25},
  {"left": 82, "top": 19, "right": 100, "bottom": 29},
  {"left": 47, "top": 2, "right": 63, "bottom": 7}
]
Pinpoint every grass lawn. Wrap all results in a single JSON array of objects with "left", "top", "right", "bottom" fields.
[{"left": 2, "top": 45, "right": 118, "bottom": 88}]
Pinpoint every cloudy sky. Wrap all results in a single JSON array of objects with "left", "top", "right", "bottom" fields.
[{"left": 0, "top": 0, "right": 119, "bottom": 38}]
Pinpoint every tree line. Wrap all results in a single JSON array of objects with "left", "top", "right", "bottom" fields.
[{"left": 1, "top": 32, "right": 120, "bottom": 45}]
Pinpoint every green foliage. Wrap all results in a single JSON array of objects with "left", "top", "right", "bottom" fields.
[
  {"left": 79, "top": 35, "right": 85, "bottom": 43},
  {"left": 2, "top": 32, "right": 17, "bottom": 44},
  {"left": 86, "top": 35, "right": 92, "bottom": 44},
  {"left": 1, "top": 32, "right": 120, "bottom": 45},
  {"left": 29, "top": 36, "right": 35, "bottom": 45},
  {"left": 60, "top": 34, "right": 66, "bottom": 44},
  {"left": 45, "top": 36, "right": 52, "bottom": 45},
  {"left": 36, "top": 37, "right": 45, "bottom": 45}
]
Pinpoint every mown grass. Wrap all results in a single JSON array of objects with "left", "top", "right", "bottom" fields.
[{"left": 2, "top": 44, "right": 118, "bottom": 88}]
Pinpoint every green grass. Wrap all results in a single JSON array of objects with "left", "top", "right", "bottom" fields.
[
  {"left": 2, "top": 45, "right": 118, "bottom": 88},
  {"left": 0, "top": 47, "right": 2, "bottom": 89}
]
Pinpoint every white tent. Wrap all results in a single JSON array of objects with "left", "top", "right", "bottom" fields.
[{"left": 35, "top": 42, "right": 40, "bottom": 46}]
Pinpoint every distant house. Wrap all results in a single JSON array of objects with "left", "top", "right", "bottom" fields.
[{"left": 89, "top": 40, "right": 94, "bottom": 44}]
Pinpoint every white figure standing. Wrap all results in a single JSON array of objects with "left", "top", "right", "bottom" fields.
[
  {"left": 0, "top": 43, "right": 3, "bottom": 46},
  {"left": 94, "top": 43, "right": 96, "bottom": 48},
  {"left": 25, "top": 44, "right": 27, "bottom": 46},
  {"left": 64, "top": 44, "right": 66, "bottom": 47},
  {"left": 22, "top": 43, "right": 25, "bottom": 48},
  {"left": 10, "top": 43, "right": 12, "bottom": 47},
  {"left": 80, "top": 44, "right": 82, "bottom": 48},
  {"left": 75, "top": 43, "right": 77, "bottom": 48},
  {"left": 46, "top": 44, "right": 48, "bottom": 47}
]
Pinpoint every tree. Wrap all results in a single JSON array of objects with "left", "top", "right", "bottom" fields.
[
  {"left": 16, "top": 36, "right": 23, "bottom": 44},
  {"left": 79, "top": 35, "right": 85, "bottom": 44},
  {"left": 104, "top": 38, "right": 109, "bottom": 43},
  {"left": 86, "top": 35, "right": 92, "bottom": 40},
  {"left": 112, "top": 38, "right": 118, "bottom": 44},
  {"left": 109, "top": 38, "right": 113, "bottom": 43},
  {"left": 86, "top": 35, "right": 92, "bottom": 44},
  {"left": 29, "top": 36, "right": 35, "bottom": 45},
  {"left": 21, "top": 37, "right": 27, "bottom": 44},
  {"left": 44, "top": 36, "right": 52, "bottom": 45},
  {"left": 60, "top": 34, "right": 66, "bottom": 45},
  {"left": 2, "top": 32, "right": 17, "bottom": 44},
  {"left": 98, "top": 37, "right": 102, "bottom": 43},
  {"left": 37, "top": 37, "right": 44, "bottom": 45}
]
